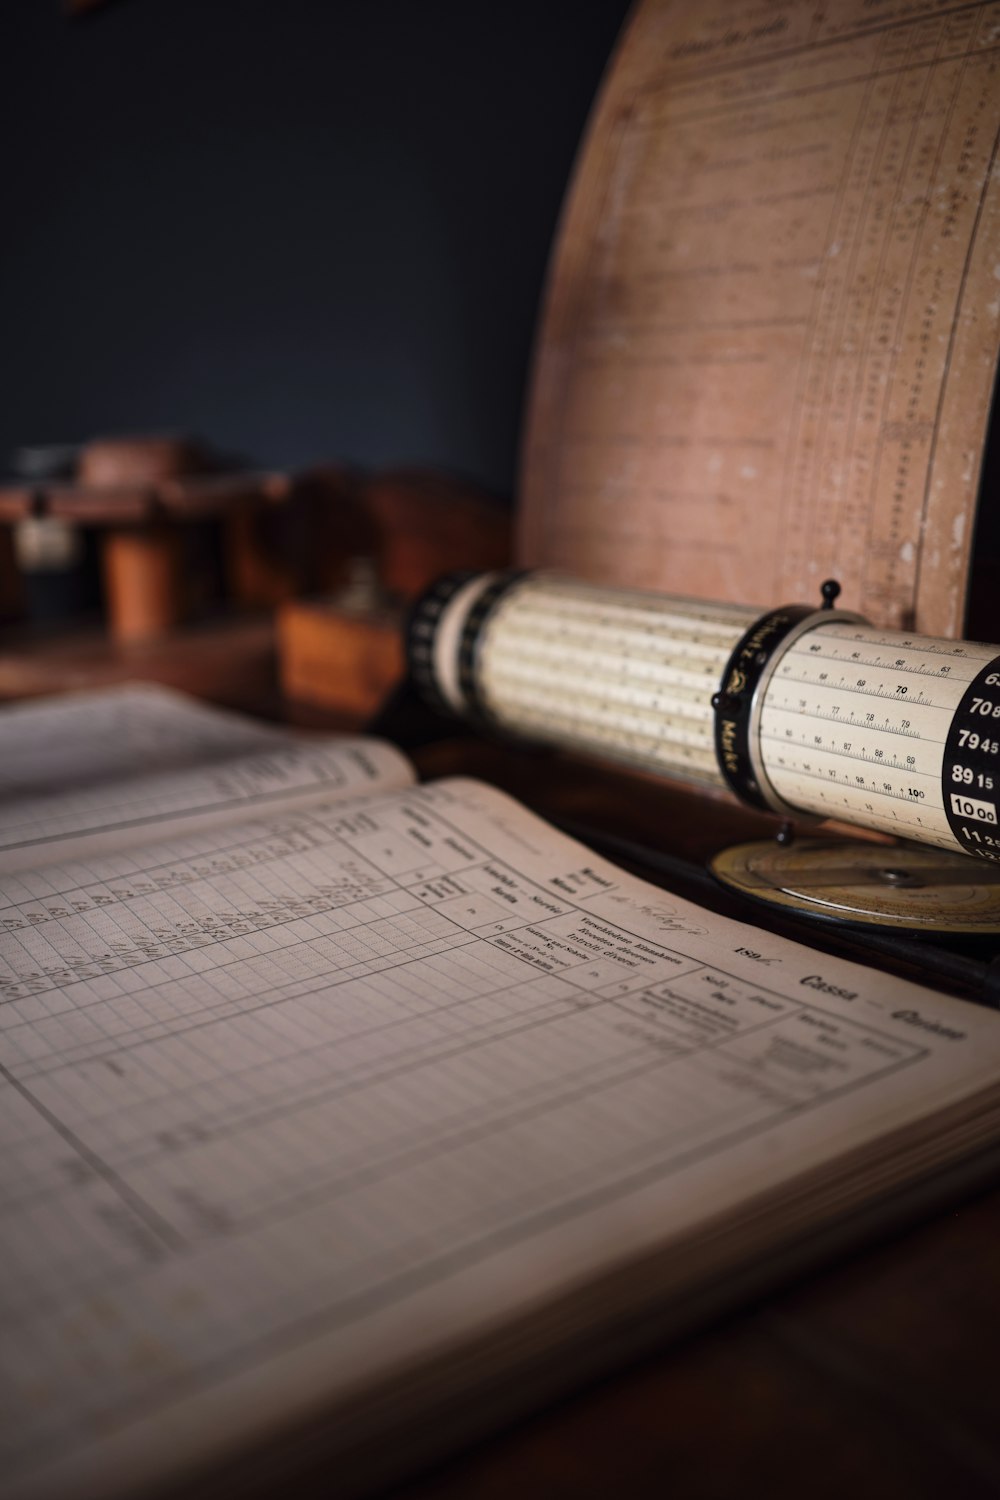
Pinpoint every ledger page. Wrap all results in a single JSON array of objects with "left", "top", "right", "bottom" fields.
[
  {"left": 0, "top": 685, "right": 415, "bottom": 871},
  {"left": 3, "top": 776, "right": 1000, "bottom": 1499}
]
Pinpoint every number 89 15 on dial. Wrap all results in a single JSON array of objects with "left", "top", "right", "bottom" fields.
[{"left": 952, "top": 765, "right": 995, "bottom": 789}]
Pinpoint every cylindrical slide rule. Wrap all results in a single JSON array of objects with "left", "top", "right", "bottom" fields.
[{"left": 408, "top": 572, "right": 1000, "bottom": 863}]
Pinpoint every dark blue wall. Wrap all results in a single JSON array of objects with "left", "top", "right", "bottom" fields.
[{"left": 2, "top": 0, "right": 631, "bottom": 494}]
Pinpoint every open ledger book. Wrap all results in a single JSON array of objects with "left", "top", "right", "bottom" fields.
[{"left": 4, "top": 685, "right": 1000, "bottom": 1500}]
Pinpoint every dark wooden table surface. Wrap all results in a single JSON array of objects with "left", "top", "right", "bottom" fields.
[{"left": 390, "top": 1188, "right": 1000, "bottom": 1500}]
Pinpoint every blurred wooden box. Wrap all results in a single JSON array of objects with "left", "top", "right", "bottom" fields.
[
  {"left": 278, "top": 469, "right": 510, "bottom": 718},
  {"left": 277, "top": 598, "right": 404, "bottom": 718}
]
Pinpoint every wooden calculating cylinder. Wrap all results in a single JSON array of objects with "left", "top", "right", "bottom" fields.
[{"left": 408, "top": 572, "right": 1000, "bottom": 863}]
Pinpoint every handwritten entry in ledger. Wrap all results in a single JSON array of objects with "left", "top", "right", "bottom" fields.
[{"left": 519, "top": 0, "right": 1000, "bottom": 636}]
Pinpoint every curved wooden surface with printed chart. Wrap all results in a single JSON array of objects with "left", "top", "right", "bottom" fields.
[{"left": 518, "top": 0, "right": 1000, "bottom": 637}]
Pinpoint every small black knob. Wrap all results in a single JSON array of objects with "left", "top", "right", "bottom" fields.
[{"left": 820, "top": 579, "right": 841, "bottom": 610}]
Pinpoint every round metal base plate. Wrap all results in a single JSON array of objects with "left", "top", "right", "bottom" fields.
[{"left": 710, "top": 839, "right": 1000, "bottom": 933}]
